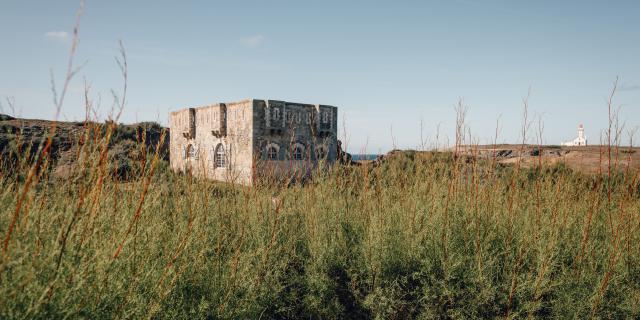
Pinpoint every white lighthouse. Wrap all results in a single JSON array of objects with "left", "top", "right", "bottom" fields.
[{"left": 562, "top": 124, "right": 587, "bottom": 146}]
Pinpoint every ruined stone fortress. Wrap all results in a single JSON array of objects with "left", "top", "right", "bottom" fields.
[{"left": 169, "top": 99, "right": 338, "bottom": 185}]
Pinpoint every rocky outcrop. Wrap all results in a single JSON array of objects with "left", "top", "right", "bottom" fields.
[
  {"left": 337, "top": 140, "right": 356, "bottom": 165},
  {"left": 0, "top": 114, "right": 169, "bottom": 179}
]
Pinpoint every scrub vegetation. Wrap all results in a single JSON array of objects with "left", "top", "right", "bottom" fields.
[
  {"left": 1, "top": 118, "right": 639, "bottom": 319},
  {"left": 1, "top": 2, "right": 639, "bottom": 318}
]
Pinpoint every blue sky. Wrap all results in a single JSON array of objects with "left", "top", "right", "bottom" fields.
[{"left": 1, "top": 0, "right": 639, "bottom": 153}]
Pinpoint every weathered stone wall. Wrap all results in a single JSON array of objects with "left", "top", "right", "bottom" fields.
[
  {"left": 169, "top": 101, "right": 254, "bottom": 185},
  {"left": 217, "top": 100, "right": 254, "bottom": 185},
  {"left": 169, "top": 108, "right": 191, "bottom": 173},
  {"left": 252, "top": 100, "right": 338, "bottom": 182},
  {"left": 170, "top": 99, "right": 337, "bottom": 185}
]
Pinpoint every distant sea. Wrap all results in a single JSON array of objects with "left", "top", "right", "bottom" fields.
[{"left": 351, "top": 154, "right": 379, "bottom": 161}]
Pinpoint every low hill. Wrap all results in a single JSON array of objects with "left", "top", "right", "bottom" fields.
[
  {"left": 0, "top": 114, "right": 169, "bottom": 179},
  {"left": 456, "top": 144, "right": 640, "bottom": 174},
  {"left": 356, "top": 145, "right": 640, "bottom": 176}
]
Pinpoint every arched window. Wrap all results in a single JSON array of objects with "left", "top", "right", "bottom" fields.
[
  {"left": 214, "top": 144, "right": 226, "bottom": 168},
  {"left": 292, "top": 143, "right": 305, "bottom": 160},
  {"left": 186, "top": 144, "right": 195, "bottom": 158},
  {"left": 266, "top": 144, "right": 279, "bottom": 160},
  {"left": 315, "top": 146, "right": 327, "bottom": 160},
  {"left": 286, "top": 112, "right": 293, "bottom": 123}
]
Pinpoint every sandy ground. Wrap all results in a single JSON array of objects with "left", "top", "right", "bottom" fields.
[{"left": 460, "top": 145, "right": 640, "bottom": 175}]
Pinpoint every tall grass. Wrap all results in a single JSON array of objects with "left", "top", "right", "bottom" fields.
[
  {"left": 1, "top": 3, "right": 639, "bottom": 317},
  {"left": 1, "top": 130, "right": 639, "bottom": 318}
]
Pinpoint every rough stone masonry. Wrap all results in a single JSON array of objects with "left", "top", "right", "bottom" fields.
[{"left": 169, "top": 99, "right": 338, "bottom": 185}]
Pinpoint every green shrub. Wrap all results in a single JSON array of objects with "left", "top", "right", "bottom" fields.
[{"left": 1, "top": 139, "right": 638, "bottom": 318}]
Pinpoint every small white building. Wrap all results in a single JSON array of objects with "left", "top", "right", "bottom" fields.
[{"left": 562, "top": 124, "right": 587, "bottom": 146}]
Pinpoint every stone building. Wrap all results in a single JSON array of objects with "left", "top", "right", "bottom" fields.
[{"left": 169, "top": 99, "right": 338, "bottom": 185}]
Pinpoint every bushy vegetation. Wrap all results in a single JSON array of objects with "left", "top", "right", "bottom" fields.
[
  {"left": 1, "top": 127, "right": 639, "bottom": 319},
  {"left": 3, "top": 3, "right": 636, "bottom": 317}
]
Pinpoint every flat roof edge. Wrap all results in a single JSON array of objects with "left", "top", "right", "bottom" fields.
[{"left": 171, "top": 99, "right": 336, "bottom": 114}]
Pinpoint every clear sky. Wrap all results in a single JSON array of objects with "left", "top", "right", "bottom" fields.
[{"left": 1, "top": 0, "right": 639, "bottom": 153}]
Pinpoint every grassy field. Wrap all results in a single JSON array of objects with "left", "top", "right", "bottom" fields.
[
  {"left": 2, "top": 2, "right": 638, "bottom": 318},
  {"left": 1, "top": 126, "right": 639, "bottom": 319}
]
